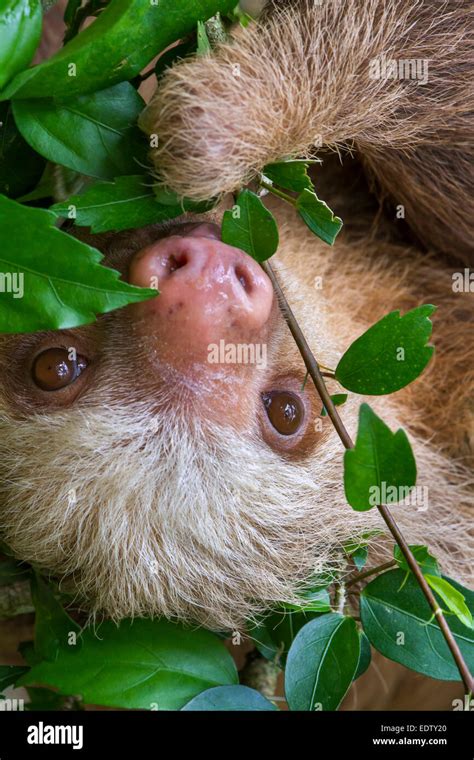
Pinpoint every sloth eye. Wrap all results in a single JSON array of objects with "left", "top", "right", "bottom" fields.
[
  {"left": 262, "top": 390, "right": 305, "bottom": 435},
  {"left": 32, "top": 348, "right": 88, "bottom": 392}
]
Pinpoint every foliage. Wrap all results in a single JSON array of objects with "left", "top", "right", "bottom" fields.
[
  {"left": 0, "top": 0, "right": 471, "bottom": 713},
  {"left": 0, "top": 195, "right": 157, "bottom": 333}
]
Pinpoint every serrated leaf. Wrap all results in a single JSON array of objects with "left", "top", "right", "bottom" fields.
[
  {"left": 30, "top": 574, "right": 81, "bottom": 662},
  {"left": 296, "top": 188, "right": 342, "bottom": 246},
  {"left": 424, "top": 575, "right": 473, "bottom": 630},
  {"left": 285, "top": 613, "right": 360, "bottom": 710},
  {"left": 18, "top": 618, "right": 238, "bottom": 709},
  {"left": 0, "top": 195, "right": 157, "bottom": 333},
  {"left": 393, "top": 544, "right": 440, "bottom": 577},
  {"left": 321, "top": 393, "right": 348, "bottom": 416},
  {"left": 51, "top": 176, "right": 215, "bottom": 233},
  {"left": 0, "top": 0, "right": 42, "bottom": 90},
  {"left": 0, "top": 665, "right": 29, "bottom": 694},
  {"left": 12, "top": 82, "right": 147, "bottom": 180},
  {"left": 361, "top": 570, "right": 474, "bottom": 681},
  {"left": 0, "top": 101, "right": 44, "bottom": 198},
  {"left": 335, "top": 305, "right": 436, "bottom": 394},
  {"left": 221, "top": 189, "right": 279, "bottom": 262},
  {"left": 344, "top": 404, "right": 417, "bottom": 512},
  {"left": 1, "top": 0, "right": 236, "bottom": 100},
  {"left": 182, "top": 685, "right": 278, "bottom": 711},
  {"left": 263, "top": 160, "right": 313, "bottom": 193}
]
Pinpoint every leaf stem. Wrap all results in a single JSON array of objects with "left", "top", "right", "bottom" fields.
[
  {"left": 346, "top": 560, "right": 397, "bottom": 588},
  {"left": 259, "top": 179, "right": 296, "bottom": 206},
  {"left": 261, "top": 259, "right": 474, "bottom": 696}
]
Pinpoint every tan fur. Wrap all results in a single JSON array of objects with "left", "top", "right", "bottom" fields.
[
  {"left": 0, "top": 0, "right": 472, "bottom": 710},
  {"left": 141, "top": 0, "right": 473, "bottom": 262},
  {"left": 0, "top": 198, "right": 472, "bottom": 630}
]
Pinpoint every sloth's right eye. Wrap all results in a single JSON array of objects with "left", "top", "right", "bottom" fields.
[
  {"left": 262, "top": 390, "right": 305, "bottom": 435},
  {"left": 32, "top": 348, "right": 88, "bottom": 391}
]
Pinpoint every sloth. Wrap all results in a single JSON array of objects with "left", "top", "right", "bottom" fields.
[{"left": 0, "top": 0, "right": 473, "bottom": 673}]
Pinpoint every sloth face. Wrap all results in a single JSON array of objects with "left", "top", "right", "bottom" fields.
[{"left": 0, "top": 214, "right": 462, "bottom": 629}]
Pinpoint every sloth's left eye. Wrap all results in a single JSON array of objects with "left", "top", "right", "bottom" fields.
[
  {"left": 262, "top": 390, "right": 305, "bottom": 435},
  {"left": 32, "top": 348, "right": 88, "bottom": 391}
]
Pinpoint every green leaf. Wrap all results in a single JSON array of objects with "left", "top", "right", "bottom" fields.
[
  {"left": 0, "top": 101, "right": 45, "bottom": 197},
  {"left": 424, "top": 575, "right": 473, "bottom": 630},
  {"left": 0, "top": 195, "right": 157, "bottom": 333},
  {"left": 0, "top": 558, "right": 31, "bottom": 586},
  {"left": 30, "top": 574, "right": 81, "bottom": 662},
  {"left": 18, "top": 618, "right": 238, "bottom": 709},
  {"left": 393, "top": 544, "right": 440, "bottom": 577},
  {"left": 25, "top": 686, "right": 71, "bottom": 711},
  {"left": 18, "top": 641, "right": 39, "bottom": 667},
  {"left": 182, "top": 685, "right": 278, "bottom": 711},
  {"left": 320, "top": 393, "right": 348, "bottom": 416},
  {"left": 350, "top": 546, "right": 369, "bottom": 571},
  {"left": 285, "top": 613, "right": 360, "bottom": 711},
  {"left": 353, "top": 631, "right": 371, "bottom": 680},
  {"left": 63, "top": 0, "right": 83, "bottom": 29},
  {"left": 344, "top": 404, "right": 417, "bottom": 512},
  {"left": 1, "top": 0, "right": 236, "bottom": 100},
  {"left": 0, "top": 0, "right": 42, "bottom": 90},
  {"left": 12, "top": 82, "right": 147, "bottom": 180},
  {"left": 250, "top": 608, "right": 324, "bottom": 666},
  {"left": 221, "top": 189, "right": 279, "bottom": 262},
  {"left": 296, "top": 188, "right": 342, "bottom": 246},
  {"left": 263, "top": 160, "right": 313, "bottom": 193},
  {"left": 0, "top": 665, "right": 29, "bottom": 693},
  {"left": 51, "top": 176, "right": 214, "bottom": 233},
  {"left": 196, "top": 19, "right": 211, "bottom": 55},
  {"left": 335, "top": 305, "right": 436, "bottom": 394},
  {"left": 361, "top": 570, "right": 474, "bottom": 681},
  {"left": 225, "top": 5, "right": 253, "bottom": 26}
]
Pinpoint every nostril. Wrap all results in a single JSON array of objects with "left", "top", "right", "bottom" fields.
[
  {"left": 168, "top": 253, "right": 187, "bottom": 273},
  {"left": 235, "top": 265, "right": 252, "bottom": 293}
]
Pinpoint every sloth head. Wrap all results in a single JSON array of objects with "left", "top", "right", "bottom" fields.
[
  {"left": 0, "top": 214, "right": 391, "bottom": 629},
  {"left": 0, "top": 212, "right": 469, "bottom": 630}
]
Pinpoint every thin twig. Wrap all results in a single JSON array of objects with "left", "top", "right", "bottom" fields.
[
  {"left": 259, "top": 179, "right": 297, "bottom": 205},
  {"left": 261, "top": 259, "right": 474, "bottom": 695},
  {"left": 346, "top": 560, "right": 397, "bottom": 588}
]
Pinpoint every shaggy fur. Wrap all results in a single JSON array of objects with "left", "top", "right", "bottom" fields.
[
  {"left": 141, "top": 0, "right": 474, "bottom": 262},
  {"left": 0, "top": 0, "right": 472, "bottom": 705},
  {"left": 0, "top": 199, "right": 472, "bottom": 630}
]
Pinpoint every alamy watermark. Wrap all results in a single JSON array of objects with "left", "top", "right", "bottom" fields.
[
  {"left": 369, "top": 55, "right": 429, "bottom": 85},
  {"left": 207, "top": 340, "right": 268, "bottom": 369},
  {"left": 369, "top": 483, "right": 429, "bottom": 512},
  {"left": 0, "top": 697, "right": 24, "bottom": 711},
  {"left": 0, "top": 272, "right": 24, "bottom": 298},
  {"left": 452, "top": 268, "right": 473, "bottom": 293}
]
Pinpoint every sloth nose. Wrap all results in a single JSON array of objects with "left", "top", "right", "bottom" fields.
[{"left": 128, "top": 225, "right": 274, "bottom": 343}]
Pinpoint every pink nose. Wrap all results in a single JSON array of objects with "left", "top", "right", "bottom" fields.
[{"left": 128, "top": 224, "right": 274, "bottom": 366}]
